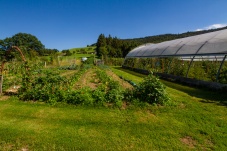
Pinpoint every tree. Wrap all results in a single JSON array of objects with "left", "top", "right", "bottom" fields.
[
  {"left": 80, "top": 48, "right": 86, "bottom": 54},
  {"left": 96, "top": 34, "right": 106, "bottom": 57},
  {"left": 3, "top": 33, "right": 45, "bottom": 56},
  {"left": 62, "top": 49, "right": 72, "bottom": 56}
]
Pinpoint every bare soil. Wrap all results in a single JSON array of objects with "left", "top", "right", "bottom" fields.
[
  {"left": 74, "top": 68, "right": 134, "bottom": 90},
  {"left": 106, "top": 70, "right": 133, "bottom": 90},
  {"left": 74, "top": 68, "right": 100, "bottom": 90},
  {"left": 0, "top": 95, "right": 9, "bottom": 101},
  {"left": 180, "top": 136, "right": 197, "bottom": 148}
]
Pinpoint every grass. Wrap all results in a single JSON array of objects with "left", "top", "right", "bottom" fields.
[
  {"left": 70, "top": 46, "right": 96, "bottom": 53},
  {"left": 0, "top": 67, "right": 227, "bottom": 150},
  {"left": 72, "top": 53, "right": 95, "bottom": 59},
  {"left": 111, "top": 66, "right": 145, "bottom": 84},
  {"left": 57, "top": 54, "right": 95, "bottom": 66},
  {"left": 59, "top": 53, "right": 95, "bottom": 59},
  {"left": 111, "top": 66, "right": 227, "bottom": 105}
]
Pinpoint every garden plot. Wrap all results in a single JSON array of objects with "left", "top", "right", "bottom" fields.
[{"left": 74, "top": 67, "right": 133, "bottom": 90}]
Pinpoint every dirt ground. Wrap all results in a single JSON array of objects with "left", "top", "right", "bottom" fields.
[
  {"left": 74, "top": 68, "right": 133, "bottom": 90},
  {"left": 74, "top": 68, "right": 100, "bottom": 90},
  {"left": 0, "top": 95, "right": 9, "bottom": 101}
]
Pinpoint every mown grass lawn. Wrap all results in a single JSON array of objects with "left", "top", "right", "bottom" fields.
[{"left": 0, "top": 67, "right": 226, "bottom": 150}]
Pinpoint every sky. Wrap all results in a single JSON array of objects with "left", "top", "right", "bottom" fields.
[{"left": 0, "top": 0, "right": 227, "bottom": 50}]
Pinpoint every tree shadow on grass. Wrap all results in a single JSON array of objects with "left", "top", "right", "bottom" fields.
[{"left": 161, "top": 80, "right": 227, "bottom": 107}]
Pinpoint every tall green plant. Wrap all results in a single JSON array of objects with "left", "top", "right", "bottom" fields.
[{"left": 133, "top": 74, "right": 170, "bottom": 105}]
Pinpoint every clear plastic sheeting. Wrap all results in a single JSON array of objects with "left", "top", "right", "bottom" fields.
[{"left": 125, "top": 29, "right": 227, "bottom": 58}]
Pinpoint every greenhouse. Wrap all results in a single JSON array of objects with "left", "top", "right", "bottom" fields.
[{"left": 123, "top": 29, "right": 227, "bottom": 86}]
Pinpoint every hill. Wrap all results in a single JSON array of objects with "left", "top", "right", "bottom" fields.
[{"left": 122, "top": 26, "right": 227, "bottom": 44}]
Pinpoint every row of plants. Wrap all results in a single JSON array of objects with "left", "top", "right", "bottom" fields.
[
  {"left": 123, "top": 57, "right": 227, "bottom": 84},
  {"left": 95, "top": 68, "right": 124, "bottom": 106},
  {"left": 104, "top": 57, "right": 124, "bottom": 66},
  {"left": 16, "top": 64, "right": 168, "bottom": 107},
  {"left": 3, "top": 59, "right": 170, "bottom": 107},
  {"left": 18, "top": 63, "right": 91, "bottom": 104}
]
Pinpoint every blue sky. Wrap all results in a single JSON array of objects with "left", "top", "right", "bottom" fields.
[{"left": 0, "top": 0, "right": 227, "bottom": 50}]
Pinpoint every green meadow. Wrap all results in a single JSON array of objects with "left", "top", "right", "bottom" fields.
[{"left": 0, "top": 67, "right": 226, "bottom": 150}]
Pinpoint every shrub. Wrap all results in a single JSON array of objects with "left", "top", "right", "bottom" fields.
[
  {"left": 133, "top": 74, "right": 170, "bottom": 105},
  {"left": 66, "top": 87, "right": 94, "bottom": 105},
  {"left": 92, "top": 85, "right": 106, "bottom": 105}
]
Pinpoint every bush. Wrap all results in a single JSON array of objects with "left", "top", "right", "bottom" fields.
[
  {"left": 92, "top": 85, "right": 106, "bottom": 105},
  {"left": 133, "top": 74, "right": 170, "bottom": 105},
  {"left": 66, "top": 87, "right": 94, "bottom": 105}
]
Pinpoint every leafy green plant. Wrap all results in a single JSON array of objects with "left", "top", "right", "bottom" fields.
[
  {"left": 92, "top": 85, "right": 106, "bottom": 105},
  {"left": 133, "top": 73, "right": 170, "bottom": 105},
  {"left": 65, "top": 87, "right": 94, "bottom": 105},
  {"left": 18, "top": 62, "right": 92, "bottom": 103},
  {"left": 95, "top": 68, "right": 124, "bottom": 106}
]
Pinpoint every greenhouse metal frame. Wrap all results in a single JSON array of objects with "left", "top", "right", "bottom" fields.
[{"left": 124, "top": 29, "right": 227, "bottom": 83}]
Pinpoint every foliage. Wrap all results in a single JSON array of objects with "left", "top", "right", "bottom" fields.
[
  {"left": 66, "top": 87, "right": 94, "bottom": 105},
  {"left": 130, "top": 74, "right": 170, "bottom": 105},
  {"left": 96, "top": 34, "right": 140, "bottom": 58},
  {"left": 95, "top": 68, "right": 124, "bottom": 107},
  {"left": 18, "top": 63, "right": 90, "bottom": 103},
  {"left": 92, "top": 85, "right": 106, "bottom": 105},
  {"left": 123, "top": 57, "right": 227, "bottom": 84},
  {"left": 1, "top": 33, "right": 59, "bottom": 58},
  {"left": 17, "top": 63, "right": 124, "bottom": 107},
  {"left": 3, "top": 33, "right": 44, "bottom": 57},
  {"left": 62, "top": 49, "right": 72, "bottom": 56},
  {"left": 104, "top": 58, "right": 124, "bottom": 66},
  {"left": 19, "top": 68, "right": 68, "bottom": 102},
  {"left": 4, "top": 57, "right": 170, "bottom": 107}
]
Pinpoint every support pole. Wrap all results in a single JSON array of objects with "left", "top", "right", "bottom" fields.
[
  {"left": 216, "top": 55, "right": 226, "bottom": 82},
  {"left": 186, "top": 56, "right": 194, "bottom": 78},
  {"left": 186, "top": 41, "right": 208, "bottom": 78},
  {"left": 0, "top": 75, "right": 3, "bottom": 95},
  {"left": 166, "top": 58, "right": 173, "bottom": 74},
  {"left": 166, "top": 44, "right": 185, "bottom": 74}
]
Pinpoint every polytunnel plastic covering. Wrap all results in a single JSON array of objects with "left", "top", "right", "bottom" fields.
[{"left": 125, "top": 29, "right": 227, "bottom": 58}]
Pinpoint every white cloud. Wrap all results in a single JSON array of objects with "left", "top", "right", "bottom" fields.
[{"left": 196, "top": 24, "right": 227, "bottom": 31}]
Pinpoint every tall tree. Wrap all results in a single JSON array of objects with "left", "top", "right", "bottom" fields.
[{"left": 96, "top": 34, "right": 106, "bottom": 57}]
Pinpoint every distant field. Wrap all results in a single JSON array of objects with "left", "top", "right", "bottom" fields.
[
  {"left": 72, "top": 53, "right": 95, "bottom": 58},
  {"left": 70, "top": 46, "right": 96, "bottom": 54}
]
